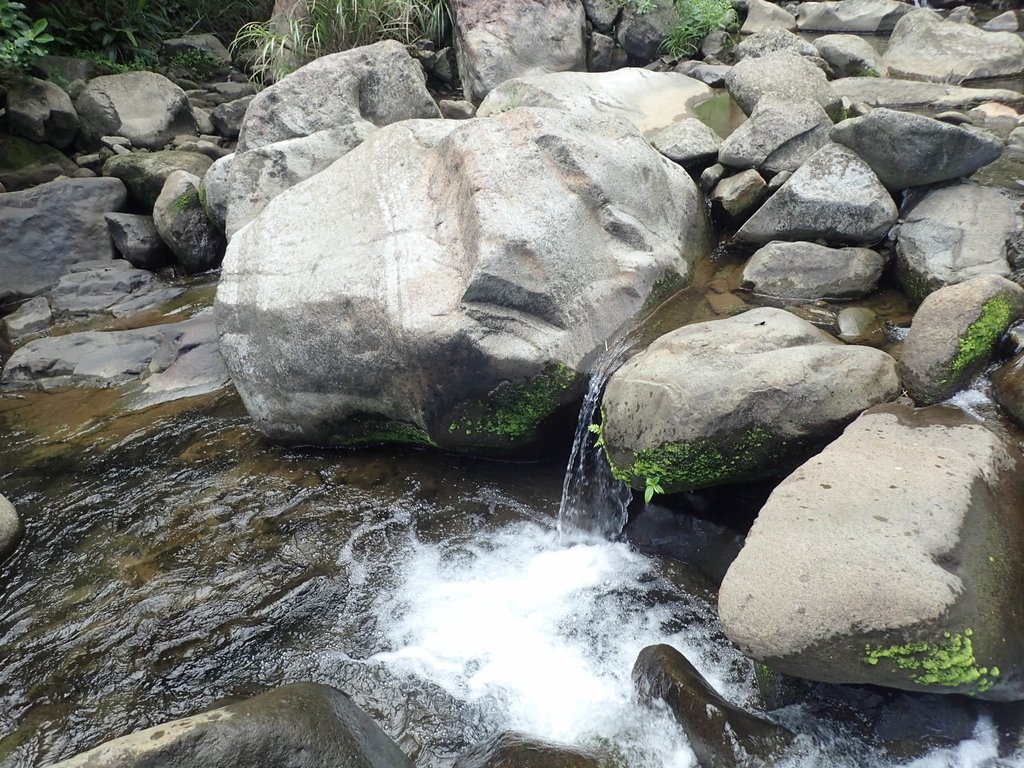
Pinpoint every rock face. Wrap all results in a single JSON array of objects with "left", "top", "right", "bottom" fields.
[
  {"left": 600, "top": 307, "right": 899, "bottom": 495},
  {"left": 0, "top": 178, "right": 127, "bottom": 304},
  {"left": 633, "top": 644, "right": 794, "bottom": 768},
  {"left": 796, "top": 0, "right": 911, "bottom": 32},
  {"left": 894, "top": 184, "right": 1018, "bottom": 302},
  {"left": 718, "top": 95, "right": 832, "bottom": 175},
  {"left": 735, "top": 144, "right": 897, "bottom": 247},
  {"left": 884, "top": 10, "right": 1024, "bottom": 83},
  {"left": 48, "top": 683, "right": 412, "bottom": 768},
  {"left": 75, "top": 72, "right": 197, "bottom": 150},
  {"left": 153, "top": 171, "right": 226, "bottom": 274},
  {"left": 741, "top": 241, "right": 885, "bottom": 300},
  {"left": 450, "top": 0, "right": 587, "bottom": 103},
  {"left": 478, "top": 69, "right": 714, "bottom": 138},
  {"left": 0, "top": 494, "right": 24, "bottom": 562},
  {"left": 725, "top": 51, "right": 842, "bottom": 122},
  {"left": 719, "top": 402, "right": 1024, "bottom": 700},
  {"left": 6, "top": 76, "right": 79, "bottom": 149},
  {"left": 102, "top": 150, "right": 213, "bottom": 208},
  {"left": 898, "top": 275, "right": 1024, "bottom": 405},
  {"left": 454, "top": 732, "right": 599, "bottom": 768},
  {"left": 217, "top": 108, "right": 709, "bottom": 453},
  {"left": 830, "top": 108, "right": 1003, "bottom": 190},
  {"left": 813, "top": 33, "right": 887, "bottom": 77}
]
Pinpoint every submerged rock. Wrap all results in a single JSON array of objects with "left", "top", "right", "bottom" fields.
[
  {"left": 719, "top": 402, "right": 1024, "bottom": 700},
  {"left": 453, "top": 731, "right": 599, "bottom": 768},
  {"left": 600, "top": 307, "right": 899, "bottom": 495},
  {"left": 741, "top": 241, "right": 885, "bottom": 300},
  {"left": 75, "top": 71, "right": 197, "bottom": 150},
  {"left": 0, "top": 493, "right": 24, "bottom": 562}
]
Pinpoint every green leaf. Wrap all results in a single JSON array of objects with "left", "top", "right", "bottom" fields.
[
  {"left": 644, "top": 485, "right": 655, "bottom": 504},
  {"left": 587, "top": 424, "right": 601, "bottom": 434}
]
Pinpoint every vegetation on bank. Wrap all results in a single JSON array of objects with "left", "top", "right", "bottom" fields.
[{"left": 620, "top": 0, "right": 740, "bottom": 57}]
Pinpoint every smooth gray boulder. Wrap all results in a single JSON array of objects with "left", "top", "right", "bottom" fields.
[
  {"left": 6, "top": 76, "right": 79, "bottom": 149},
  {"left": 884, "top": 10, "right": 1024, "bottom": 83},
  {"left": 154, "top": 171, "right": 226, "bottom": 274},
  {"left": 102, "top": 150, "right": 213, "bottom": 208},
  {"left": 600, "top": 307, "right": 900, "bottom": 494},
  {"left": 451, "top": 0, "right": 587, "bottom": 103},
  {"left": 718, "top": 94, "right": 833, "bottom": 175},
  {"left": 898, "top": 275, "right": 1024, "bottom": 405},
  {"left": 48, "top": 683, "right": 412, "bottom": 768},
  {"left": 105, "top": 213, "right": 172, "bottom": 270},
  {"left": 217, "top": 108, "right": 709, "bottom": 454},
  {"left": 454, "top": 732, "right": 599, "bottom": 768},
  {"left": 894, "top": 183, "right": 1018, "bottom": 302},
  {"left": 734, "top": 28, "right": 819, "bottom": 61},
  {"left": 2, "top": 297, "right": 52, "bottom": 341},
  {"left": 813, "top": 33, "right": 887, "bottom": 77},
  {"left": 735, "top": 144, "right": 897, "bottom": 246},
  {"left": 725, "top": 51, "right": 842, "bottom": 121},
  {"left": 830, "top": 108, "right": 1003, "bottom": 190},
  {"left": 650, "top": 118, "right": 722, "bottom": 166},
  {"left": 210, "top": 95, "right": 254, "bottom": 141},
  {"left": 710, "top": 169, "right": 767, "bottom": 224},
  {"left": 75, "top": 72, "right": 197, "bottom": 150},
  {"left": 742, "top": 241, "right": 885, "bottom": 300},
  {"left": 616, "top": 2, "right": 681, "bottom": 61},
  {"left": 740, "top": 0, "right": 797, "bottom": 34},
  {"left": 719, "top": 401, "right": 1024, "bottom": 700},
  {"left": 199, "top": 153, "right": 233, "bottom": 233},
  {"left": 0, "top": 494, "right": 23, "bottom": 562},
  {"left": 0, "top": 178, "right": 127, "bottom": 303},
  {"left": 831, "top": 77, "right": 1024, "bottom": 110},
  {"left": 50, "top": 260, "right": 155, "bottom": 317},
  {"left": 796, "top": 0, "right": 911, "bottom": 32}
]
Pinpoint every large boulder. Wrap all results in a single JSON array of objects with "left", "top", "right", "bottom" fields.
[
  {"left": 740, "top": 0, "right": 797, "bottom": 34},
  {"left": 74, "top": 71, "right": 197, "bottom": 150},
  {"left": 831, "top": 77, "right": 1024, "bottom": 110},
  {"left": 48, "top": 683, "right": 412, "bottom": 768},
  {"left": 741, "top": 241, "right": 885, "bottom": 301},
  {"left": 6, "top": 76, "right": 79, "bottom": 149},
  {"left": 153, "top": 171, "right": 226, "bottom": 274},
  {"left": 599, "top": 307, "right": 899, "bottom": 495},
  {"left": 477, "top": 69, "right": 714, "bottom": 138},
  {"left": 105, "top": 213, "right": 172, "bottom": 270},
  {"left": 735, "top": 144, "right": 897, "bottom": 247},
  {"left": 0, "top": 494, "right": 24, "bottom": 562},
  {"left": 216, "top": 108, "right": 709, "bottom": 453},
  {"left": 0, "top": 178, "right": 127, "bottom": 304},
  {"left": 0, "top": 130, "right": 78, "bottom": 191},
  {"left": 883, "top": 10, "right": 1024, "bottom": 83},
  {"left": 796, "top": 0, "right": 911, "bottom": 32},
  {"left": 725, "top": 51, "right": 842, "bottom": 122},
  {"left": 894, "top": 183, "right": 1018, "bottom": 302},
  {"left": 719, "top": 402, "right": 1024, "bottom": 700},
  {"left": 616, "top": 2, "right": 681, "bottom": 61},
  {"left": 897, "top": 275, "right": 1024, "bottom": 405},
  {"left": 717, "top": 95, "right": 833, "bottom": 175},
  {"left": 102, "top": 150, "right": 214, "bottom": 208},
  {"left": 830, "top": 108, "right": 1003, "bottom": 191},
  {"left": 450, "top": 0, "right": 587, "bottom": 103},
  {"left": 733, "top": 28, "right": 819, "bottom": 62},
  {"left": 813, "top": 33, "right": 887, "bottom": 78},
  {"left": 200, "top": 153, "right": 233, "bottom": 232}
]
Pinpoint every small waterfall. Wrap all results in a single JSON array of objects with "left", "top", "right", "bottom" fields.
[{"left": 557, "top": 339, "right": 634, "bottom": 542}]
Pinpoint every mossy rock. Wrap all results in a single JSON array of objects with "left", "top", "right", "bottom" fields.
[
  {"left": 0, "top": 130, "right": 77, "bottom": 191},
  {"left": 103, "top": 150, "right": 213, "bottom": 208}
]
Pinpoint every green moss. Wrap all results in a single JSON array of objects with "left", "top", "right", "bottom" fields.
[
  {"left": 333, "top": 417, "right": 436, "bottom": 449},
  {"left": 174, "top": 189, "right": 198, "bottom": 211},
  {"left": 642, "top": 269, "right": 688, "bottom": 313},
  {"left": 197, "top": 183, "right": 208, "bottom": 209},
  {"left": 948, "top": 296, "right": 1013, "bottom": 379},
  {"left": 864, "top": 628, "right": 999, "bottom": 692},
  {"left": 0, "top": 130, "right": 66, "bottom": 172},
  {"left": 855, "top": 68, "right": 880, "bottom": 77}
]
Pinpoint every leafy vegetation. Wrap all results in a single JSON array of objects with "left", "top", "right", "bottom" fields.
[
  {"left": 168, "top": 47, "right": 224, "bottom": 80},
  {"left": 0, "top": 1, "right": 53, "bottom": 75},
  {"left": 617, "top": 0, "right": 739, "bottom": 59}
]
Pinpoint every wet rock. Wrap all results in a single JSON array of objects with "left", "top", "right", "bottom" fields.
[
  {"left": 478, "top": 69, "right": 714, "bottom": 138},
  {"left": 105, "top": 213, "right": 172, "bottom": 270},
  {"left": 617, "top": 2, "right": 681, "bottom": 62},
  {"left": 718, "top": 94, "right": 832, "bottom": 175},
  {"left": 735, "top": 144, "right": 897, "bottom": 247},
  {"left": 993, "top": 352, "right": 1024, "bottom": 427},
  {"left": 199, "top": 153, "right": 232, "bottom": 232},
  {"left": 2, "top": 297, "right": 52, "bottom": 341},
  {"left": 650, "top": 118, "right": 722, "bottom": 166},
  {"left": 726, "top": 51, "right": 842, "bottom": 121},
  {"left": 75, "top": 71, "right": 197, "bottom": 150},
  {"left": 153, "top": 171, "right": 226, "bottom": 274},
  {"left": 741, "top": 241, "right": 885, "bottom": 300},
  {"left": 837, "top": 306, "right": 886, "bottom": 346},
  {"left": 102, "top": 150, "right": 213, "bottom": 208},
  {"left": 453, "top": 731, "right": 599, "bottom": 768},
  {"left": 884, "top": 10, "right": 1024, "bottom": 83},
  {"left": 450, "top": 0, "right": 587, "bottom": 103},
  {"left": 50, "top": 260, "right": 155, "bottom": 317},
  {"left": 796, "top": 0, "right": 911, "bottom": 32},
  {"left": 711, "top": 169, "right": 767, "bottom": 224},
  {"left": 832, "top": 77, "right": 1024, "bottom": 110},
  {"left": 719, "top": 401, "right": 1024, "bottom": 700},
  {"left": 812, "top": 33, "right": 887, "bottom": 78},
  {"left": 0, "top": 177, "right": 127, "bottom": 304},
  {"left": 830, "top": 108, "right": 1003, "bottom": 191},
  {"left": 600, "top": 307, "right": 899, "bottom": 495},
  {"left": 898, "top": 275, "right": 1024, "bottom": 405},
  {"left": 582, "top": 0, "right": 620, "bottom": 32},
  {"left": 217, "top": 108, "right": 708, "bottom": 453},
  {"left": 734, "top": 28, "right": 819, "bottom": 61},
  {"left": 48, "top": 682, "right": 411, "bottom": 768},
  {"left": 740, "top": 0, "right": 797, "bottom": 34},
  {"left": 6, "top": 76, "right": 79, "bottom": 149},
  {"left": 210, "top": 95, "right": 253, "bottom": 141},
  {"left": 0, "top": 494, "right": 23, "bottom": 562},
  {"left": 894, "top": 183, "right": 1018, "bottom": 302},
  {"left": 0, "top": 130, "right": 78, "bottom": 191},
  {"left": 633, "top": 644, "right": 794, "bottom": 768}
]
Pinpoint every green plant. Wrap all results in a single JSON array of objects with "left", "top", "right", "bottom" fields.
[
  {"left": 0, "top": 1, "right": 54, "bottom": 75},
  {"left": 169, "top": 47, "right": 224, "bottom": 80},
  {"left": 661, "top": 0, "right": 738, "bottom": 58},
  {"left": 643, "top": 476, "right": 665, "bottom": 504}
]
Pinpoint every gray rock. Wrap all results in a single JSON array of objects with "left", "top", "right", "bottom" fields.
[
  {"left": 830, "top": 108, "right": 1003, "bottom": 191},
  {"left": 711, "top": 169, "right": 767, "bottom": 223},
  {"left": 451, "top": 0, "right": 587, "bottom": 102},
  {"left": 238, "top": 40, "right": 440, "bottom": 153},
  {"left": 983, "top": 10, "right": 1019, "bottom": 32},
  {"left": 600, "top": 306, "right": 900, "bottom": 494},
  {"left": 617, "top": 2, "right": 681, "bottom": 61},
  {"left": 208, "top": 81, "right": 259, "bottom": 100},
  {"left": 946, "top": 6, "right": 976, "bottom": 24},
  {"left": 50, "top": 260, "right": 155, "bottom": 317},
  {"left": 173, "top": 139, "right": 229, "bottom": 161},
  {"left": 210, "top": 95, "right": 254, "bottom": 140},
  {"left": 478, "top": 69, "right": 714, "bottom": 138},
  {"left": 633, "top": 644, "right": 794, "bottom": 768},
  {"left": 582, "top": 0, "right": 620, "bottom": 32},
  {"left": 162, "top": 33, "right": 232, "bottom": 65},
  {"left": 193, "top": 106, "right": 215, "bottom": 135},
  {"left": 2, "top": 297, "right": 52, "bottom": 341},
  {"left": 0, "top": 178, "right": 127, "bottom": 303},
  {"left": 6, "top": 76, "right": 79, "bottom": 149},
  {"left": 650, "top": 118, "right": 722, "bottom": 166},
  {"left": 884, "top": 10, "right": 1024, "bottom": 83},
  {"left": 894, "top": 183, "right": 1018, "bottom": 302},
  {"left": 586, "top": 31, "right": 618, "bottom": 72},
  {"left": 35, "top": 55, "right": 105, "bottom": 84},
  {"left": 718, "top": 94, "right": 833, "bottom": 175},
  {"left": 813, "top": 33, "right": 887, "bottom": 77},
  {"left": 741, "top": 240, "right": 885, "bottom": 300},
  {"left": 673, "top": 61, "right": 731, "bottom": 87},
  {"left": 700, "top": 30, "right": 734, "bottom": 60},
  {"left": 454, "top": 732, "right": 599, "bottom": 768},
  {"left": 837, "top": 306, "right": 886, "bottom": 345},
  {"left": 102, "top": 150, "right": 213, "bottom": 208},
  {"left": 898, "top": 275, "right": 1024, "bottom": 404},
  {"left": 725, "top": 51, "right": 842, "bottom": 121},
  {"left": 719, "top": 401, "right": 1024, "bottom": 700},
  {"left": 734, "top": 28, "right": 819, "bottom": 61},
  {"left": 199, "top": 153, "right": 233, "bottom": 233},
  {"left": 154, "top": 171, "right": 226, "bottom": 273},
  {"left": 75, "top": 72, "right": 197, "bottom": 151},
  {"left": 104, "top": 213, "right": 172, "bottom": 270},
  {"left": 796, "top": 0, "right": 911, "bottom": 32},
  {"left": 48, "top": 682, "right": 411, "bottom": 768},
  {"left": 439, "top": 99, "right": 476, "bottom": 119},
  {"left": 217, "top": 108, "right": 709, "bottom": 453},
  {"left": 0, "top": 494, "right": 23, "bottom": 562},
  {"left": 736, "top": 143, "right": 897, "bottom": 246},
  {"left": 740, "top": 0, "right": 798, "bottom": 34},
  {"left": 0, "top": 130, "right": 78, "bottom": 191},
  {"left": 832, "top": 77, "right": 1024, "bottom": 110},
  {"left": 701, "top": 162, "right": 727, "bottom": 192}
]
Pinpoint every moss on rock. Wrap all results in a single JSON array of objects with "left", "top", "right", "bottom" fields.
[
  {"left": 948, "top": 295, "right": 1012, "bottom": 379},
  {"left": 864, "top": 628, "right": 1000, "bottom": 693},
  {"left": 332, "top": 416, "right": 436, "bottom": 449}
]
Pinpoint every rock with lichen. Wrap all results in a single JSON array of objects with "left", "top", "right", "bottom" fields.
[
  {"left": 598, "top": 307, "right": 899, "bottom": 496},
  {"left": 719, "top": 401, "right": 1024, "bottom": 700},
  {"left": 153, "top": 171, "right": 225, "bottom": 274}
]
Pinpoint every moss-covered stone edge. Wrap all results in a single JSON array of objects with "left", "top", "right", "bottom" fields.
[
  {"left": 331, "top": 416, "right": 437, "bottom": 449},
  {"left": 945, "top": 295, "right": 1013, "bottom": 381},
  {"left": 863, "top": 628, "right": 1000, "bottom": 693}
]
